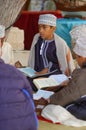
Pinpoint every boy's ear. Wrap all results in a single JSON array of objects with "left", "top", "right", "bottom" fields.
[{"left": 52, "top": 26, "right": 56, "bottom": 32}]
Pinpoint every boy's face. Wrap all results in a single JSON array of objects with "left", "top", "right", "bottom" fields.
[
  {"left": 38, "top": 24, "right": 56, "bottom": 40},
  {"left": 0, "top": 37, "right": 4, "bottom": 46},
  {"left": 75, "top": 54, "right": 86, "bottom": 67}
]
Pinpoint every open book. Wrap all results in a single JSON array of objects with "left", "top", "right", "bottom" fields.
[
  {"left": 18, "top": 67, "right": 36, "bottom": 78},
  {"left": 18, "top": 67, "right": 58, "bottom": 78},
  {"left": 33, "top": 74, "right": 69, "bottom": 89},
  {"left": 33, "top": 89, "right": 54, "bottom": 100}
]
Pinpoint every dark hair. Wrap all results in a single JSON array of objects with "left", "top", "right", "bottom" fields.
[{"left": 50, "top": 26, "right": 53, "bottom": 28}]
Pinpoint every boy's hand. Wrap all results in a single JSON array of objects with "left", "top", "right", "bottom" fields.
[{"left": 35, "top": 68, "right": 48, "bottom": 75}]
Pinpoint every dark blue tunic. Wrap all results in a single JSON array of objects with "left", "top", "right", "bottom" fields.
[{"left": 34, "top": 36, "right": 62, "bottom": 74}]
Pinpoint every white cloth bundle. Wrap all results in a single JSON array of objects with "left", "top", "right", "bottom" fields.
[{"left": 41, "top": 104, "right": 86, "bottom": 127}]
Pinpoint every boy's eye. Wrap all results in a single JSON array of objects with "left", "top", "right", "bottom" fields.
[
  {"left": 38, "top": 25, "right": 50, "bottom": 30},
  {"left": 43, "top": 26, "right": 47, "bottom": 29}
]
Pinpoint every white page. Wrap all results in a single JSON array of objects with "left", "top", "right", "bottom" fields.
[
  {"left": 33, "top": 89, "right": 54, "bottom": 100},
  {"left": 33, "top": 78, "right": 59, "bottom": 89},
  {"left": 18, "top": 67, "right": 36, "bottom": 77},
  {"left": 49, "top": 74, "right": 69, "bottom": 85}
]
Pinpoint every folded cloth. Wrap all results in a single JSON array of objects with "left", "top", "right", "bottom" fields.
[{"left": 41, "top": 104, "right": 86, "bottom": 127}]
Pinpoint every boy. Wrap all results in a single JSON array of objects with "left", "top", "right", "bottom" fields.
[
  {"left": 28, "top": 14, "right": 75, "bottom": 76},
  {"left": 48, "top": 36, "right": 86, "bottom": 120}
]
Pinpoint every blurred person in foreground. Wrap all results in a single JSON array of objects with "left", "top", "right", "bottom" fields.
[{"left": 0, "top": 25, "right": 38, "bottom": 130}]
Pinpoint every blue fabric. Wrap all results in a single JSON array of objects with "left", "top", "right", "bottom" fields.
[
  {"left": 35, "top": 36, "right": 61, "bottom": 73},
  {"left": 22, "top": 88, "right": 38, "bottom": 128},
  {"left": 66, "top": 96, "right": 86, "bottom": 120},
  {"left": 0, "top": 59, "right": 38, "bottom": 130},
  {"left": 55, "top": 18, "right": 86, "bottom": 49}
]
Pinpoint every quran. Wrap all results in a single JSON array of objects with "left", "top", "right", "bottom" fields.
[
  {"left": 33, "top": 74, "right": 69, "bottom": 89},
  {"left": 18, "top": 67, "right": 58, "bottom": 78},
  {"left": 18, "top": 67, "right": 36, "bottom": 78},
  {"left": 33, "top": 89, "right": 54, "bottom": 100}
]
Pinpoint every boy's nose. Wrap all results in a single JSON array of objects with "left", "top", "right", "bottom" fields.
[{"left": 39, "top": 28, "right": 43, "bottom": 33}]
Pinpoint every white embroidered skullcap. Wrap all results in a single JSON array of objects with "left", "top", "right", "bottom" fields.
[
  {"left": 73, "top": 36, "right": 86, "bottom": 57},
  {"left": 70, "top": 24, "right": 86, "bottom": 41},
  {"left": 38, "top": 14, "right": 57, "bottom": 26},
  {"left": 0, "top": 25, "right": 5, "bottom": 38}
]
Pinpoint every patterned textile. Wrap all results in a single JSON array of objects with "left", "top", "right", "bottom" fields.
[
  {"left": 73, "top": 36, "right": 86, "bottom": 57},
  {"left": 6, "top": 27, "right": 24, "bottom": 50},
  {"left": 70, "top": 24, "right": 86, "bottom": 41},
  {"left": 38, "top": 14, "right": 57, "bottom": 26}
]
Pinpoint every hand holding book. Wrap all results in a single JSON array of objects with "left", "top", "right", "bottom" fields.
[
  {"left": 35, "top": 68, "right": 48, "bottom": 75},
  {"left": 33, "top": 74, "right": 69, "bottom": 89},
  {"left": 18, "top": 67, "right": 58, "bottom": 78}
]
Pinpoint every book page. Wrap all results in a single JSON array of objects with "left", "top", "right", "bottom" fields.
[
  {"left": 18, "top": 68, "right": 59, "bottom": 78},
  {"left": 33, "top": 89, "right": 54, "bottom": 100},
  {"left": 33, "top": 78, "right": 59, "bottom": 89},
  {"left": 49, "top": 74, "right": 69, "bottom": 85},
  {"left": 18, "top": 67, "right": 36, "bottom": 77}
]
